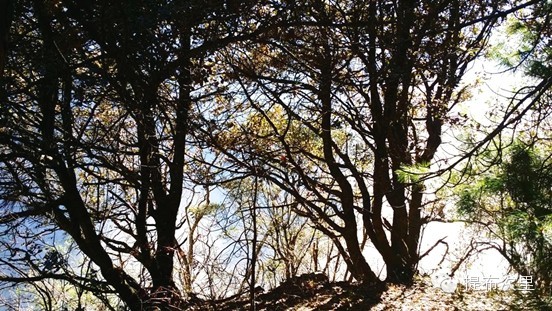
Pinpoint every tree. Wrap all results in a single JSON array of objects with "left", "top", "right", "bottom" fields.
[
  {"left": 0, "top": 0, "right": 276, "bottom": 309},
  {"left": 198, "top": 0, "right": 540, "bottom": 284},
  {"left": 447, "top": 0, "right": 551, "bottom": 173},
  {"left": 451, "top": 2, "right": 552, "bottom": 295},
  {"left": 456, "top": 143, "right": 552, "bottom": 295},
  {"left": 1, "top": 0, "right": 549, "bottom": 308}
]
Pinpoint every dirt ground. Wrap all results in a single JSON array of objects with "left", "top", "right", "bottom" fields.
[{"left": 184, "top": 273, "right": 551, "bottom": 311}]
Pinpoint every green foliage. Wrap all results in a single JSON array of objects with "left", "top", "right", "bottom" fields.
[
  {"left": 456, "top": 188, "right": 479, "bottom": 216},
  {"left": 455, "top": 142, "right": 552, "bottom": 294},
  {"left": 396, "top": 162, "right": 430, "bottom": 184},
  {"left": 503, "top": 146, "right": 538, "bottom": 204},
  {"left": 489, "top": 2, "right": 552, "bottom": 79}
]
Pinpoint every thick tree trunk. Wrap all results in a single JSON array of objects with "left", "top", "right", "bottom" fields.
[{"left": 342, "top": 226, "right": 379, "bottom": 283}]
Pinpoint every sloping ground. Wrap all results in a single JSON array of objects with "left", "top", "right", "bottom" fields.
[{"left": 184, "top": 274, "right": 551, "bottom": 310}]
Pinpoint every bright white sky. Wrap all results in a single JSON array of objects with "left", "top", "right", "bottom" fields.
[{"left": 413, "top": 54, "right": 533, "bottom": 292}]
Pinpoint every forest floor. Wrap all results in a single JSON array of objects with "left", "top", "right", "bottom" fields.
[{"left": 185, "top": 273, "right": 551, "bottom": 310}]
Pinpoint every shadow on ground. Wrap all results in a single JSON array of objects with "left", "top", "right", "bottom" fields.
[{"left": 185, "top": 273, "right": 386, "bottom": 311}]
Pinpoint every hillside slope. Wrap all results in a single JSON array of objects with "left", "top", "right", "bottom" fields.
[{"left": 185, "top": 274, "right": 550, "bottom": 310}]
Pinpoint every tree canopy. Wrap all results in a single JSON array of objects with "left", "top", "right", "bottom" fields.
[{"left": 0, "top": 0, "right": 550, "bottom": 310}]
